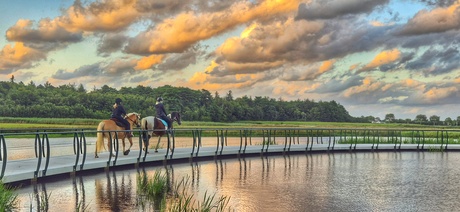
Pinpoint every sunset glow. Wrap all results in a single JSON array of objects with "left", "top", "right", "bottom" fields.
[{"left": 1, "top": 0, "right": 460, "bottom": 119}]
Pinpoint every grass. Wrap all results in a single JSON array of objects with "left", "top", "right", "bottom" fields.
[
  {"left": 1, "top": 117, "right": 460, "bottom": 141},
  {"left": 0, "top": 117, "right": 452, "bottom": 130},
  {"left": 137, "top": 171, "right": 231, "bottom": 212},
  {"left": 0, "top": 181, "right": 18, "bottom": 211}
]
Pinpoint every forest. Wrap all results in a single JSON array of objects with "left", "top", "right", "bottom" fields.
[{"left": 0, "top": 80, "right": 357, "bottom": 123}]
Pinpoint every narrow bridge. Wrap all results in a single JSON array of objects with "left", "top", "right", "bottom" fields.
[{"left": 1, "top": 128, "right": 458, "bottom": 184}]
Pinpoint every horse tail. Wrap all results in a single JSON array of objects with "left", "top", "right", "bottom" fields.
[
  {"left": 96, "top": 121, "right": 106, "bottom": 153},
  {"left": 141, "top": 118, "right": 148, "bottom": 142}
]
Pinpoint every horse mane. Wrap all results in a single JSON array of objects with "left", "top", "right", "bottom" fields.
[
  {"left": 168, "top": 111, "right": 180, "bottom": 118},
  {"left": 127, "top": 112, "right": 140, "bottom": 117}
]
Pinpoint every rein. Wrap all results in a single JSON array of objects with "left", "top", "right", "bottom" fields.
[{"left": 126, "top": 114, "right": 140, "bottom": 127}]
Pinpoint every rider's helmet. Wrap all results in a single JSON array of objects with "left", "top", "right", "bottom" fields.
[
  {"left": 115, "top": 98, "right": 122, "bottom": 104},
  {"left": 157, "top": 97, "right": 163, "bottom": 102}
]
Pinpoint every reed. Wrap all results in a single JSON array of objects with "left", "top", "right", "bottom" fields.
[
  {"left": 0, "top": 181, "right": 18, "bottom": 211},
  {"left": 137, "top": 171, "right": 232, "bottom": 212}
]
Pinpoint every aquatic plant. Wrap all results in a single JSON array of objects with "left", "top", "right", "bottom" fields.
[
  {"left": 0, "top": 181, "right": 18, "bottom": 211},
  {"left": 137, "top": 171, "right": 232, "bottom": 212}
]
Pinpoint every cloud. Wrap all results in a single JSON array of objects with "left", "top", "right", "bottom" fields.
[
  {"left": 6, "top": 19, "right": 83, "bottom": 43},
  {"left": 156, "top": 48, "right": 206, "bottom": 71},
  {"left": 359, "top": 48, "right": 402, "bottom": 72},
  {"left": 97, "top": 33, "right": 128, "bottom": 57},
  {"left": 405, "top": 47, "right": 460, "bottom": 76},
  {"left": 52, "top": 58, "right": 138, "bottom": 80},
  {"left": 280, "top": 60, "right": 335, "bottom": 81},
  {"left": 422, "top": 86, "right": 458, "bottom": 101},
  {"left": 135, "top": 55, "right": 165, "bottom": 70},
  {"left": 125, "top": 0, "right": 301, "bottom": 55},
  {"left": 0, "top": 42, "right": 47, "bottom": 73},
  {"left": 59, "top": 0, "right": 141, "bottom": 32},
  {"left": 52, "top": 63, "right": 104, "bottom": 80},
  {"left": 397, "top": 2, "right": 460, "bottom": 35},
  {"left": 296, "top": 0, "right": 389, "bottom": 20}
]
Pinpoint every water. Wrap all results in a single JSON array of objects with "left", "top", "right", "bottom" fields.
[{"left": 9, "top": 151, "right": 460, "bottom": 211}]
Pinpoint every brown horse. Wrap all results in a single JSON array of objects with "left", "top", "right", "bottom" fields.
[
  {"left": 140, "top": 112, "right": 181, "bottom": 153},
  {"left": 95, "top": 112, "right": 141, "bottom": 158}
]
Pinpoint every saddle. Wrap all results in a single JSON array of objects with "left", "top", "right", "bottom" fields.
[
  {"left": 110, "top": 118, "right": 125, "bottom": 128},
  {"left": 156, "top": 117, "right": 168, "bottom": 129}
]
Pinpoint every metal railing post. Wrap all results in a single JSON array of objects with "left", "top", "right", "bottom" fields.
[
  {"left": 34, "top": 133, "right": 42, "bottom": 180},
  {"left": 0, "top": 135, "right": 6, "bottom": 180}
]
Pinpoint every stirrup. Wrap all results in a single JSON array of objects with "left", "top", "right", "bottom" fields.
[{"left": 127, "top": 133, "right": 133, "bottom": 138}]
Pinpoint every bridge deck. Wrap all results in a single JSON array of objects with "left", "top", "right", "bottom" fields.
[{"left": 1, "top": 143, "right": 457, "bottom": 184}]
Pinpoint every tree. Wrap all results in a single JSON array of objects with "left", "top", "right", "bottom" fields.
[
  {"left": 445, "top": 117, "right": 453, "bottom": 126},
  {"left": 385, "top": 113, "right": 395, "bottom": 123},
  {"left": 414, "top": 114, "right": 427, "bottom": 124},
  {"left": 429, "top": 115, "right": 440, "bottom": 125},
  {"left": 225, "top": 90, "right": 233, "bottom": 101}
]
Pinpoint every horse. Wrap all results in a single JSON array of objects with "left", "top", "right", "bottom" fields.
[
  {"left": 95, "top": 112, "right": 141, "bottom": 158},
  {"left": 140, "top": 111, "right": 182, "bottom": 153}
]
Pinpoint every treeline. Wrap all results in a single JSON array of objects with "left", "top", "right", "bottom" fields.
[{"left": 0, "top": 80, "right": 355, "bottom": 122}]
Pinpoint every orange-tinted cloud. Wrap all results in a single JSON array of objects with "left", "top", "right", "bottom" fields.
[
  {"left": 59, "top": 0, "right": 141, "bottom": 32},
  {"left": 360, "top": 49, "right": 401, "bottom": 72},
  {"left": 0, "top": 42, "right": 46, "bottom": 73},
  {"left": 401, "top": 78, "right": 423, "bottom": 88},
  {"left": 135, "top": 55, "right": 165, "bottom": 70},
  {"left": 343, "top": 77, "right": 383, "bottom": 97},
  {"left": 423, "top": 86, "right": 458, "bottom": 101},
  {"left": 399, "top": 2, "right": 460, "bottom": 35},
  {"left": 126, "top": 0, "right": 301, "bottom": 54},
  {"left": 6, "top": 19, "right": 82, "bottom": 43}
]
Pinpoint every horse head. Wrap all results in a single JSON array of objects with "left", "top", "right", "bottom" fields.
[
  {"left": 126, "top": 112, "right": 141, "bottom": 127},
  {"left": 170, "top": 112, "right": 182, "bottom": 125}
]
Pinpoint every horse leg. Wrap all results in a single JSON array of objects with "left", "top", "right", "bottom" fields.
[
  {"left": 154, "top": 136, "right": 162, "bottom": 153},
  {"left": 123, "top": 137, "right": 133, "bottom": 155},
  {"left": 95, "top": 147, "right": 99, "bottom": 158},
  {"left": 107, "top": 136, "right": 113, "bottom": 157},
  {"left": 122, "top": 138, "right": 126, "bottom": 153},
  {"left": 142, "top": 132, "right": 150, "bottom": 153},
  {"left": 144, "top": 134, "right": 150, "bottom": 153}
]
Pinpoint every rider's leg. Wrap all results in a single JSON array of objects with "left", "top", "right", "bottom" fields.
[
  {"left": 161, "top": 116, "right": 172, "bottom": 133},
  {"left": 121, "top": 119, "right": 133, "bottom": 137},
  {"left": 166, "top": 118, "right": 173, "bottom": 133}
]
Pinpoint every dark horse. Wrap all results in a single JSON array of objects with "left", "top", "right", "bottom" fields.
[{"left": 140, "top": 112, "right": 181, "bottom": 153}]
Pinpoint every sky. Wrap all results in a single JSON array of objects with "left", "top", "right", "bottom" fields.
[{"left": 1, "top": 0, "right": 460, "bottom": 120}]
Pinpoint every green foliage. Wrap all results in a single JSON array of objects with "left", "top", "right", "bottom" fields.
[
  {"left": 137, "top": 171, "right": 168, "bottom": 200},
  {"left": 0, "top": 81, "right": 354, "bottom": 122},
  {"left": 0, "top": 181, "right": 18, "bottom": 211},
  {"left": 137, "top": 171, "right": 231, "bottom": 212}
]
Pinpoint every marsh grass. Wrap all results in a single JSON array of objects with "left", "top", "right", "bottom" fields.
[
  {"left": 75, "top": 199, "right": 91, "bottom": 212},
  {"left": 0, "top": 181, "right": 18, "bottom": 211},
  {"left": 0, "top": 117, "right": 443, "bottom": 130},
  {"left": 137, "top": 171, "right": 232, "bottom": 212},
  {"left": 1, "top": 118, "right": 460, "bottom": 142}
]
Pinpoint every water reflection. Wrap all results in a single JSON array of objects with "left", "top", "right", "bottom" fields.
[
  {"left": 95, "top": 171, "right": 136, "bottom": 211},
  {"left": 13, "top": 152, "right": 460, "bottom": 211},
  {"left": 73, "top": 176, "right": 86, "bottom": 211}
]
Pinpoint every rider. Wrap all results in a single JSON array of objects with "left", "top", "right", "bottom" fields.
[
  {"left": 111, "top": 98, "right": 133, "bottom": 138},
  {"left": 155, "top": 97, "right": 172, "bottom": 132}
]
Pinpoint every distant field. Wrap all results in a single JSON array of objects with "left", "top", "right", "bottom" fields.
[
  {"left": 1, "top": 117, "right": 460, "bottom": 141},
  {"left": 0, "top": 117, "right": 451, "bottom": 130}
]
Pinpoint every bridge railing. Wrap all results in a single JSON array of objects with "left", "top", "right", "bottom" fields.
[{"left": 0, "top": 127, "right": 459, "bottom": 182}]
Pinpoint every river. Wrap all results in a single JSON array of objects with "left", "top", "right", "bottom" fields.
[{"left": 10, "top": 151, "right": 460, "bottom": 211}]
